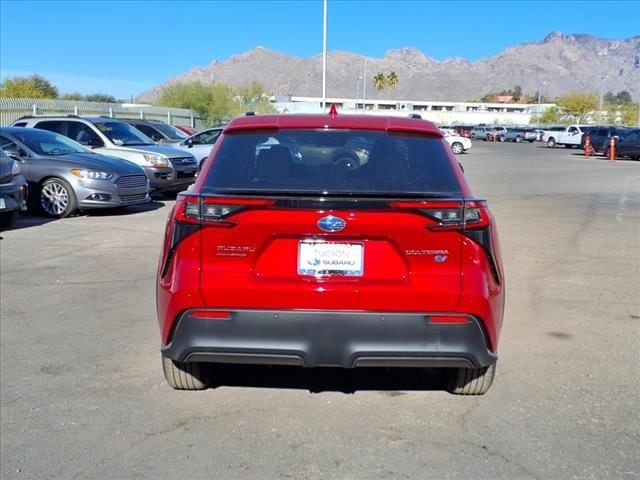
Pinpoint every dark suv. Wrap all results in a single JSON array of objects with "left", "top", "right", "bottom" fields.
[
  {"left": 581, "top": 126, "right": 633, "bottom": 155},
  {"left": 156, "top": 112, "right": 505, "bottom": 395},
  {"left": 119, "top": 118, "right": 189, "bottom": 144}
]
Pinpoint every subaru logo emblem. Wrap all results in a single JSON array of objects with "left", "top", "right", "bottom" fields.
[{"left": 317, "top": 215, "right": 346, "bottom": 232}]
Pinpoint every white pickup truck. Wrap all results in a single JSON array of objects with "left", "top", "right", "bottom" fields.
[{"left": 540, "top": 125, "right": 591, "bottom": 148}]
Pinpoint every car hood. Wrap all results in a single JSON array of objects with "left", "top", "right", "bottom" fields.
[
  {"left": 43, "top": 153, "right": 145, "bottom": 175},
  {"left": 124, "top": 144, "right": 195, "bottom": 159}
]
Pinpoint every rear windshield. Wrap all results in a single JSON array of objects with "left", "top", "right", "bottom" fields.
[{"left": 202, "top": 129, "right": 462, "bottom": 197}]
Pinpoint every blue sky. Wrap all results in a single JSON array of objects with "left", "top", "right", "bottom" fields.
[{"left": 1, "top": 0, "right": 639, "bottom": 99}]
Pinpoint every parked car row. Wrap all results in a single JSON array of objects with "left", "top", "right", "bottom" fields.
[
  {"left": 0, "top": 127, "right": 151, "bottom": 219},
  {"left": 0, "top": 115, "right": 224, "bottom": 225},
  {"left": 459, "top": 125, "right": 541, "bottom": 143}
]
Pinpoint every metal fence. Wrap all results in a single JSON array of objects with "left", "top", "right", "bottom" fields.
[{"left": 0, "top": 97, "right": 203, "bottom": 128}]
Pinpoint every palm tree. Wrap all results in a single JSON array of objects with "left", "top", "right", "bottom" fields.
[
  {"left": 386, "top": 71, "right": 399, "bottom": 90},
  {"left": 386, "top": 71, "right": 399, "bottom": 100},
  {"left": 373, "top": 72, "right": 386, "bottom": 95}
]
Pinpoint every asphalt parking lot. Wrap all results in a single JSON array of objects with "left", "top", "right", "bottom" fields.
[{"left": 1, "top": 142, "right": 639, "bottom": 480}]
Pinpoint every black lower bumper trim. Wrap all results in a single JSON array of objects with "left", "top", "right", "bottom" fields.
[{"left": 162, "top": 309, "right": 496, "bottom": 369}]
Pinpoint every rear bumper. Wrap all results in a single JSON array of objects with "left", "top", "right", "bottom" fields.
[{"left": 162, "top": 309, "right": 497, "bottom": 369}]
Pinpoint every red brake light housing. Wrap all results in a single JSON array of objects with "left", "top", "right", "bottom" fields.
[{"left": 390, "top": 199, "right": 500, "bottom": 284}]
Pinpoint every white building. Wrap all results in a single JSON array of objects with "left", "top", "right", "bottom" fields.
[{"left": 273, "top": 95, "right": 554, "bottom": 126}]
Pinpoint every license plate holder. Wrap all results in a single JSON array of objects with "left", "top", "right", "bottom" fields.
[{"left": 298, "top": 241, "right": 364, "bottom": 277}]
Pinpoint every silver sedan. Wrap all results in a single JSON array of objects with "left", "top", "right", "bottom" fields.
[{"left": 0, "top": 127, "right": 150, "bottom": 218}]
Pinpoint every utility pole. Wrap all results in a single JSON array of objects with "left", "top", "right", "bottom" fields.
[
  {"left": 362, "top": 58, "right": 367, "bottom": 112},
  {"left": 598, "top": 75, "right": 609, "bottom": 124},
  {"left": 321, "top": 0, "right": 327, "bottom": 111},
  {"left": 537, "top": 81, "right": 547, "bottom": 127}
]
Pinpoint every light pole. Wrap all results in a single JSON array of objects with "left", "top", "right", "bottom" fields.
[
  {"left": 598, "top": 75, "right": 609, "bottom": 124},
  {"left": 536, "top": 81, "right": 547, "bottom": 127},
  {"left": 355, "top": 76, "right": 362, "bottom": 113},
  {"left": 362, "top": 58, "right": 367, "bottom": 112},
  {"left": 635, "top": 56, "right": 640, "bottom": 127},
  {"left": 321, "top": 0, "right": 327, "bottom": 111}
]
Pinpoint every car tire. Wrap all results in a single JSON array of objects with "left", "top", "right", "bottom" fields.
[
  {"left": 515, "top": 136, "right": 522, "bottom": 143},
  {"left": 499, "top": 135, "right": 505, "bottom": 142},
  {"left": 0, "top": 211, "right": 19, "bottom": 229},
  {"left": 162, "top": 355, "right": 209, "bottom": 390},
  {"left": 39, "top": 178, "right": 77, "bottom": 218},
  {"left": 451, "top": 142, "right": 464, "bottom": 154},
  {"left": 447, "top": 363, "right": 496, "bottom": 395},
  {"left": 547, "top": 137, "right": 556, "bottom": 148}
]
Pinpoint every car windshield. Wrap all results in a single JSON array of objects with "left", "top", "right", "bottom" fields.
[
  {"left": 6, "top": 129, "right": 91, "bottom": 156},
  {"left": 151, "top": 122, "right": 188, "bottom": 140},
  {"left": 203, "top": 129, "right": 462, "bottom": 197},
  {"left": 94, "top": 121, "right": 155, "bottom": 146}
]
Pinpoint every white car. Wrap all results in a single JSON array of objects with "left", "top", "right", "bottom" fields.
[
  {"left": 173, "top": 127, "right": 223, "bottom": 170},
  {"left": 440, "top": 128, "right": 472, "bottom": 154}
]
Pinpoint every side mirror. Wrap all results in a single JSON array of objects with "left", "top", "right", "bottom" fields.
[
  {"left": 87, "top": 138, "right": 103, "bottom": 148},
  {"left": 152, "top": 134, "right": 163, "bottom": 142},
  {"left": 187, "top": 139, "right": 193, "bottom": 148},
  {"left": 3, "top": 147, "right": 25, "bottom": 159}
]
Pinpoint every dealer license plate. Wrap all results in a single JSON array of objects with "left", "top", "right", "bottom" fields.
[{"left": 298, "top": 241, "right": 364, "bottom": 276}]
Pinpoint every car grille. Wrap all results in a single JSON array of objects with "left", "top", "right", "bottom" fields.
[
  {"left": 171, "top": 157, "right": 196, "bottom": 166},
  {"left": 115, "top": 174, "right": 148, "bottom": 189},
  {"left": 120, "top": 193, "right": 148, "bottom": 203},
  {"left": 177, "top": 171, "right": 196, "bottom": 179}
]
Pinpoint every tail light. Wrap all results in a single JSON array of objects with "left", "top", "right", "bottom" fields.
[
  {"left": 390, "top": 199, "right": 501, "bottom": 284},
  {"left": 174, "top": 193, "right": 275, "bottom": 226},
  {"left": 388, "top": 200, "right": 489, "bottom": 230},
  {"left": 161, "top": 194, "right": 275, "bottom": 278}
]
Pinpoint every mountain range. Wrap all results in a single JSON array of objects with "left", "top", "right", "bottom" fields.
[{"left": 137, "top": 32, "right": 640, "bottom": 104}]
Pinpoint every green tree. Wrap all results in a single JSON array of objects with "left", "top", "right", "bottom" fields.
[
  {"left": 480, "top": 93, "right": 498, "bottom": 103},
  {"left": 373, "top": 73, "right": 386, "bottom": 94},
  {"left": 233, "top": 81, "right": 276, "bottom": 116},
  {"left": 157, "top": 81, "right": 274, "bottom": 126},
  {"left": 0, "top": 74, "right": 59, "bottom": 98},
  {"left": 556, "top": 92, "right": 598, "bottom": 123},
  {"left": 85, "top": 94, "right": 117, "bottom": 103},
  {"left": 31, "top": 74, "right": 59, "bottom": 98},
  {"left": 533, "top": 106, "right": 561, "bottom": 125},
  {"left": 608, "top": 103, "right": 639, "bottom": 126},
  {"left": 604, "top": 90, "right": 633, "bottom": 105},
  {"left": 61, "top": 92, "right": 85, "bottom": 100},
  {"left": 513, "top": 85, "right": 522, "bottom": 102},
  {"left": 386, "top": 71, "right": 399, "bottom": 98}
]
